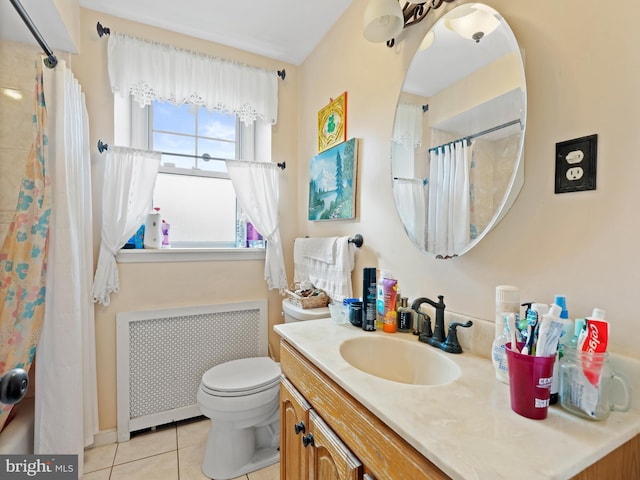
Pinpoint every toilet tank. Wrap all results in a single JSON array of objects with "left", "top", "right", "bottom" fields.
[{"left": 282, "top": 298, "right": 330, "bottom": 323}]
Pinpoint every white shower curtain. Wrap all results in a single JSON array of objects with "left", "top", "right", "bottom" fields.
[
  {"left": 427, "top": 141, "right": 472, "bottom": 257},
  {"left": 92, "top": 147, "right": 161, "bottom": 306},
  {"left": 35, "top": 58, "right": 98, "bottom": 476},
  {"left": 225, "top": 160, "right": 288, "bottom": 292}
]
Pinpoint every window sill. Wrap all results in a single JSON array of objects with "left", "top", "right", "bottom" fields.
[{"left": 116, "top": 247, "right": 266, "bottom": 263}]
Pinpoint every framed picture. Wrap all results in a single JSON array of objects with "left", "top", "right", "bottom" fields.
[
  {"left": 318, "top": 92, "right": 347, "bottom": 153},
  {"left": 308, "top": 138, "right": 358, "bottom": 221}
]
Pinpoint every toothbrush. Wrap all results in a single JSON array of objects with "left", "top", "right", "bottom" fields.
[
  {"left": 520, "top": 311, "right": 538, "bottom": 355},
  {"left": 507, "top": 313, "right": 519, "bottom": 353}
]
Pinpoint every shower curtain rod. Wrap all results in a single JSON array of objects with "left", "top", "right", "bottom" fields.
[
  {"left": 97, "top": 140, "right": 287, "bottom": 170},
  {"left": 10, "top": 0, "right": 57, "bottom": 68},
  {"left": 393, "top": 176, "right": 428, "bottom": 186},
  {"left": 428, "top": 119, "right": 522, "bottom": 153}
]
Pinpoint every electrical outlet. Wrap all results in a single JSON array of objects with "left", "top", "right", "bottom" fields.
[{"left": 555, "top": 134, "right": 597, "bottom": 193}]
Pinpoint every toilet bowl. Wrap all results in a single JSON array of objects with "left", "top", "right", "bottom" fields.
[
  {"left": 197, "top": 299, "right": 330, "bottom": 479},
  {"left": 197, "top": 357, "right": 281, "bottom": 479}
]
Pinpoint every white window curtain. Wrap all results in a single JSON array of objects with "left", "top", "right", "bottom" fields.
[
  {"left": 393, "top": 103, "right": 423, "bottom": 147},
  {"left": 35, "top": 58, "right": 97, "bottom": 477},
  {"left": 427, "top": 141, "right": 472, "bottom": 257},
  {"left": 392, "top": 103, "right": 423, "bottom": 180},
  {"left": 107, "top": 32, "right": 278, "bottom": 126},
  {"left": 92, "top": 147, "right": 161, "bottom": 306},
  {"left": 393, "top": 177, "right": 428, "bottom": 250},
  {"left": 225, "top": 160, "right": 288, "bottom": 292}
]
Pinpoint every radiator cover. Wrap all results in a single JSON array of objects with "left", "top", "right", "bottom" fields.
[{"left": 116, "top": 300, "right": 268, "bottom": 442}]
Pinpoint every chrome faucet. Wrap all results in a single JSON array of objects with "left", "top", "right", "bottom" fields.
[{"left": 411, "top": 295, "right": 473, "bottom": 354}]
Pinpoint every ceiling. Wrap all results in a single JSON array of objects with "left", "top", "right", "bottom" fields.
[
  {"left": 0, "top": 0, "right": 77, "bottom": 54},
  {"left": 2, "top": 0, "right": 354, "bottom": 66}
]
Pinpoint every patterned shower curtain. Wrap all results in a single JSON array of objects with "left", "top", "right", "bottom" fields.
[{"left": 0, "top": 62, "right": 51, "bottom": 430}]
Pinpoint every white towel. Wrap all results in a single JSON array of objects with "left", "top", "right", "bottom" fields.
[
  {"left": 293, "top": 236, "right": 355, "bottom": 302},
  {"left": 294, "top": 236, "right": 337, "bottom": 264}
]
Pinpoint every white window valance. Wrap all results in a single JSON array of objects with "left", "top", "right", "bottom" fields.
[{"left": 107, "top": 32, "right": 278, "bottom": 125}]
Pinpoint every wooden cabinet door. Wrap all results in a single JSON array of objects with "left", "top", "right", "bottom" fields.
[
  {"left": 307, "top": 409, "right": 363, "bottom": 480},
  {"left": 281, "top": 378, "right": 311, "bottom": 480}
]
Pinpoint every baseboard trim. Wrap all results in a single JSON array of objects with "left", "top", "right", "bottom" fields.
[{"left": 89, "top": 428, "right": 118, "bottom": 448}]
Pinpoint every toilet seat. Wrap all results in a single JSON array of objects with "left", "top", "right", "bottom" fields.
[{"left": 201, "top": 357, "right": 280, "bottom": 397}]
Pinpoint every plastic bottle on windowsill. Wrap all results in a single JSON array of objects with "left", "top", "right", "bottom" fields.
[
  {"left": 247, "top": 221, "right": 264, "bottom": 248},
  {"left": 161, "top": 220, "right": 170, "bottom": 248},
  {"left": 143, "top": 208, "right": 163, "bottom": 249},
  {"left": 236, "top": 215, "right": 247, "bottom": 248}
]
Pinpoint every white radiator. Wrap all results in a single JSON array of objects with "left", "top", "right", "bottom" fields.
[{"left": 116, "top": 300, "right": 268, "bottom": 442}]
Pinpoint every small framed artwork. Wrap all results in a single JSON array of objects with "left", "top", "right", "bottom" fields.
[
  {"left": 318, "top": 92, "right": 347, "bottom": 153},
  {"left": 308, "top": 138, "right": 358, "bottom": 221}
]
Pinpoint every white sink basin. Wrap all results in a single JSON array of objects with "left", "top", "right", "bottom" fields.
[{"left": 339, "top": 335, "right": 461, "bottom": 386}]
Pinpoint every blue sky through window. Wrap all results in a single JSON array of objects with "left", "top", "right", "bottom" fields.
[{"left": 152, "top": 101, "right": 237, "bottom": 165}]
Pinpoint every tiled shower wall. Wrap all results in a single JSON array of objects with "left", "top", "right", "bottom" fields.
[{"left": 0, "top": 40, "right": 40, "bottom": 243}]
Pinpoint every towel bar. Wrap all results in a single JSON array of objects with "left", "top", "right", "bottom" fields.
[{"left": 348, "top": 234, "right": 363, "bottom": 248}]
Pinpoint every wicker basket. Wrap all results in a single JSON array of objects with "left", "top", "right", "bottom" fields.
[{"left": 285, "top": 284, "right": 330, "bottom": 309}]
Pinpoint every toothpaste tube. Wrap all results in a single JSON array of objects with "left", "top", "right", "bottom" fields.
[
  {"left": 535, "top": 305, "right": 564, "bottom": 357},
  {"left": 567, "top": 370, "right": 599, "bottom": 418},
  {"left": 579, "top": 318, "right": 609, "bottom": 387}
]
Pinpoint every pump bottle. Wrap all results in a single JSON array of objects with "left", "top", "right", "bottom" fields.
[
  {"left": 495, "top": 286, "right": 520, "bottom": 338},
  {"left": 491, "top": 314, "right": 513, "bottom": 384}
]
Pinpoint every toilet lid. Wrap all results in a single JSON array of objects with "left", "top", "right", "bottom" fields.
[{"left": 201, "top": 357, "right": 280, "bottom": 395}]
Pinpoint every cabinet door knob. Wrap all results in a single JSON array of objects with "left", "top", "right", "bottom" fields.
[
  {"left": 302, "top": 433, "right": 315, "bottom": 448},
  {"left": 363, "top": 475, "right": 376, "bottom": 480},
  {"left": 294, "top": 421, "right": 305, "bottom": 435}
]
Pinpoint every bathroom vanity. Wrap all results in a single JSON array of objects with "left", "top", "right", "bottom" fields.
[{"left": 275, "top": 319, "right": 640, "bottom": 480}]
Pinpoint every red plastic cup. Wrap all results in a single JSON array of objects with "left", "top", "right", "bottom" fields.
[{"left": 505, "top": 342, "right": 556, "bottom": 420}]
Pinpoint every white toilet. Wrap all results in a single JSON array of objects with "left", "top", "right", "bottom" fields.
[
  {"left": 281, "top": 297, "right": 330, "bottom": 324},
  {"left": 196, "top": 298, "right": 329, "bottom": 479}
]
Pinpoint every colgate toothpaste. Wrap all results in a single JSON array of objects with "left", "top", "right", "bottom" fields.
[{"left": 580, "top": 319, "right": 609, "bottom": 386}]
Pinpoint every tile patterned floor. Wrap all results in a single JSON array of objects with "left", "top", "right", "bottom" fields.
[{"left": 82, "top": 417, "right": 279, "bottom": 480}]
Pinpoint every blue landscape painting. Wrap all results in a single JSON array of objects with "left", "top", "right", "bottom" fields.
[{"left": 308, "top": 138, "right": 357, "bottom": 221}]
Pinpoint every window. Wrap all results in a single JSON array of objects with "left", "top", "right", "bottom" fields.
[
  {"left": 115, "top": 94, "right": 271, "bottom": 250},
  {"left": 108, "top": 36, "right": 277, "bottom": 253},
  {"left": 150, "top": 101, "right": 241, "bottom": 247}
]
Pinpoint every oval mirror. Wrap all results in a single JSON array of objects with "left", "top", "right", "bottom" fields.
[{"left": 391, "top": 3, "right": 526, "bottom": 258}]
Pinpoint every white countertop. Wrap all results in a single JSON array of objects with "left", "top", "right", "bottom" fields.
[{"left": 274, "top": 318, "right": 640, "bottom": 480}]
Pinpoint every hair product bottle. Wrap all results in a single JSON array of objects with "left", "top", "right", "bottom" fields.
[{"left": 362, "top": 268, "right": 377, "bottom": 331}]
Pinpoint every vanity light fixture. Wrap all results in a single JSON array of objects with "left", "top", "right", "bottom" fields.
[
  {"left": 363, "top": 0, "right": 456, "bottom": 47},
  {"left": 444, "top": 3, "right": 501, "bottom": 43}
]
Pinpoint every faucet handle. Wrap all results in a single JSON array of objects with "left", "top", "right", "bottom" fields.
[
  {"left": 414, "top": 312, "right": 432, "bottom": 341},
  {"left": 442, "top": 320, "right": 473, "bottom": 354}
]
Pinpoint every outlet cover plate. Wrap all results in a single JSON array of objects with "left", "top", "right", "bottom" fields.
[{"left": 555, "top": 134, "right": 597, "bottom": 193}]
